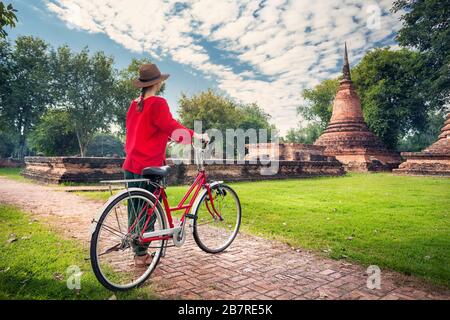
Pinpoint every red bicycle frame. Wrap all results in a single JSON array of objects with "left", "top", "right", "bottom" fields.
[{"left": 128, "top": 169, "right": 223, "bottom": 243}]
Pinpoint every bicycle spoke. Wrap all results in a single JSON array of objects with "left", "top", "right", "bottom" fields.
[
  {"left": 98, "top": 243, "right": 122, "bottom": 257},
  {"left": 194, "top": 185, "right": 241, "bottom": 253},
  {"left": 114, "top": 207, "right": 122, "bottom": 233},
  {"left": 92, "top": 192, "right": 165, "bottom": 290},
  {"left": 99, "top": 223, "right": 126, "bottom": 239}
]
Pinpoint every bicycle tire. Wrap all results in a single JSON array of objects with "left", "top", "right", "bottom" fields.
[
  {"left": 192, "top": 184, "right": 241, "bottom": 253},
  {"left": 90, "top": 189, "right": 167, "bottom": 291}
]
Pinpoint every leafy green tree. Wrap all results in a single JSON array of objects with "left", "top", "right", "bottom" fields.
[
  {"left": 0, "top": 130, "right": 15, "bottom": 157},
  {"left": 0, "top": 38, "right": 13, "bottom": 154},
  {"left": 236, "top": 103, "right": 275, "bottom": 133},
  {"left": 50, "top": 46, "right": 116, "bottom": 157},
  {"left": 393, "top": 0, "right": 450, "bottom": 108},
  {"left": 178, "top": 89, "right": 275, "bottom": 141},
  {"left": 28, "top": 109, "right": 79, "bottom": 156},
  {"left": 397, "top": 111, "right": 446, "bottom": 152},
  {"left": 352, "top": 48, "right": 429, "bottom": 149},
  {"left": 178, "top": 89, "right": 276, "bottom": 158},
  {"left": 298, "top": 79, "right": 339, "bottom": 128},
  {"left": 179, "top": 89, "right": 240, "bottom": 132},
  {"left": 86, "top": 133, "right": 124, "bottom": 157},
  {"left": 283, "top": 123, "right": 323, "bottom": 144},
  {"left": 0, "top": 39, "right": 11, "bottom": 109},
  {"left": 0, "top": 2, "right": 17, "bottom": 38},
  {"left": 113, "top": 57, "right": 164, "bottom": 135},
  {"left": 1, "top": 36, "right": 53, "bottom": 158}
]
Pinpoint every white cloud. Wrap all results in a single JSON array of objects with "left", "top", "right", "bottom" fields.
[{"left": 45, "top": 0, "right": 402, "bottom": 135}]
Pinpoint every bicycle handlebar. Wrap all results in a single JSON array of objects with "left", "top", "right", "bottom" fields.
[
  {"left": 191, "top": 136, "right": 214, "bottom": 150},
  {"left": 168, "top": 136, "right": 212, "bottom": 170},
  {"left": 167, "top": 135, "right": 213, "bottom": 150}
]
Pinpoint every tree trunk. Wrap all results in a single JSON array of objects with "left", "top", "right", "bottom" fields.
[
  {"left": 75, "top": 130, "right": 84, "bottom": 157},
  {"left": 16, "top": 112, "right": 26, "bottom": 159},
  {"left": 18, "top": 134, "right": 25, "bottom": 160}
]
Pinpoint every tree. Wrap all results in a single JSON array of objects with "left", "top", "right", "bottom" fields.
[
  {"left": 0, "top": 39, "right": 11, "bottom": 109},
  {"left": 179, "top": 89, "right": 238, "bottom": 132},
  {"left": 0, "top": 130, "right": 15, "bottom": 157},
  {"left": 236, "top": 103, "right": 275, "bottom": 133},
  {"left": 298, "top": 79, "right": 339, "bottom": 129},
  {"left": 51, "top": 46, "right": 116, "bottom": 157},
  {"left": 393, "top": 0, "right": 450, "bottom": 108},
  {"left": 113, "top": 57, "right": 164, "bottom": 135},
  {"left": 397, "top": 111, "right": 446, "bottom": 151},
  {"left": 283, "top": 123, "right": 323, "bottom": 144},
  {"left": 0, "top": 39, "right": 13, "bottom": 156},
  {"left": 1, "top": 36, "right": 53, "bottom": 159},
  {"left": 27, "top": 109, "right": 79, "bottom": 156},
  {"left": 0, "top": 2, "right": 17, "bottom": 38},
  {"left": 178, "top": 89, "right": 276, "bottom": 158},
  {"left": 86, "top": 133, "right": 124, "bottom": 157},
  {"left": 352, "top": 48, "right": 429, "bottom": 149},
  {"left": 178, "top": 89, "right": 275, "bottom": 139}
]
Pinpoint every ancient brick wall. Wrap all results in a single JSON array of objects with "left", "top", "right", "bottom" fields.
[
  {"left": 0, "top": 158, "right": 24, "bottom": 168},
  {"left": 245, "top": 143, "right": 326, "bottom": 161},
  {"left": 21, "top": 157, "right": 125, "bottom": 184},
  {"left": 22, "top": 156, "right": 345, "bottom": 184}
]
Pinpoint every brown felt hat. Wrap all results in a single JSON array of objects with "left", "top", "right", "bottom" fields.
[{"left": 132, "top": 63, "right": 170, "bottom": 88}]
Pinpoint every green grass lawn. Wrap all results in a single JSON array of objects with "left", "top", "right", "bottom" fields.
[
  {"left": 2, "top": 167, "right": 449, "bottom": 287},
  {"left": 0, "top": 168, "right": 28, "bottom": 183},
  {"left": 80, "top": 173, "right": 450, "bottom": 287},
  {"left": 0, "top": 168, "right": 102, "bottom": 187},
  {"left": 0, "top": 204, "right": 156, "bottom": 299}
]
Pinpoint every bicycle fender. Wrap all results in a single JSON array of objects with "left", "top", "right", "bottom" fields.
[
  {"left": 190, "top": 180, "right": 224, "bottom": 215},
  {"left": 89, "top": 187, "right": 168, "bottom": 234}
]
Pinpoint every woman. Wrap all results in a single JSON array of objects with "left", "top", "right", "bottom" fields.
[{"left": 123, "top": 63, "right": 207, "bottom": 266}]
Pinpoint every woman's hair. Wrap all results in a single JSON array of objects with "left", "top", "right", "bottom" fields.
[
  {"left": 136, "top": 86, "right": 150, "bottom": 112},
  {"left": 136, "top": 82, "right": 162, "bottom": 112}
]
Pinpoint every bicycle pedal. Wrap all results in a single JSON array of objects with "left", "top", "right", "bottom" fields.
[{"left": 185, "top": 214, "right": 197, "bottom": 220}]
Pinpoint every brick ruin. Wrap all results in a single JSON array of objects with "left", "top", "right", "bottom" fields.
[
  {"left": 22, "top": 151, "right": 345, "bottom": 184},
  {"left": 314, "top": 44, "right": 401, "bottom": 172},
  {"left": 0, "top": 158, "right": 23, "bottom": 168},
  {"left": 245, "top": 143, "right": 328, "bottom": 161},
  {"left": 394, "top": 113, "right": 450, "bottom": 176},
  {"left": 21, "top": 156, "right": 125, "bottom": 184}
]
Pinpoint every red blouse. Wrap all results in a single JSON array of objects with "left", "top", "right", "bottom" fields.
[{"left": 122, "top": 96, "right": 194, "bottom": 175}]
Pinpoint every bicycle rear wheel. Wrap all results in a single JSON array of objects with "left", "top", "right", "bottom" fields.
[
  {"left": 90, "top": 189, "right": 167, "bottom": 291},
  {"left": 193, "top": 184, "right": 241, "bottom": 253}
]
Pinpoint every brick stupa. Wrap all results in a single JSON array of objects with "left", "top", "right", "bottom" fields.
[
  {"left": 394, "top": 113, "right": 450, "bottom": 176},
  {"left": 314, "top": 44, "right": 401, "bottom": 171}
]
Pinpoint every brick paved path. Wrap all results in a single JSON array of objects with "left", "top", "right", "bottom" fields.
[{"left": 0, "top": 176, "right": 448, "bottom": 300}]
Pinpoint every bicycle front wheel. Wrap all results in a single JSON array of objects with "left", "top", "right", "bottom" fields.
[
  {"left": 193, "top": 184, "right": 241, "bottom": 253},
  {"left": 90, "top": 189, "right": 167, "bottom": 291}
]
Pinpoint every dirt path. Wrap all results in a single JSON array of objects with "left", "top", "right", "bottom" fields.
[{"left": 0, "top": 176, "right": 448, "bottom": 300}]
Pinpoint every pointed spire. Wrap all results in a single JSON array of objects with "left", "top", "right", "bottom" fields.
[{"left": 342, "top": 42, "right": 351, "bottom": 81}]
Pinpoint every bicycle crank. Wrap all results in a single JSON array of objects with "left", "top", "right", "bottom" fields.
[{"left": 172, "top": 225, "right": 186, "bottom": 247}]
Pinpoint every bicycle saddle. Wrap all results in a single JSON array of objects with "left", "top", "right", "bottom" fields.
[{"left": 142, "top": 165, "right": 171, "bottom": 178}]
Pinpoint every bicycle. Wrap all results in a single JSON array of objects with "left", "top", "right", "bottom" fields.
[{"left": 90, "top": 141, "right": 242, "bottom": 291}]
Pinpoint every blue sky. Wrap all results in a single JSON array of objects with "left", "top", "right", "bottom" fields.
[{"left": 7, "top": 0, "right": 403, "bottom": 135}]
